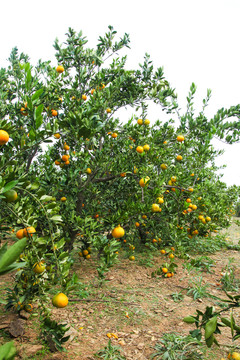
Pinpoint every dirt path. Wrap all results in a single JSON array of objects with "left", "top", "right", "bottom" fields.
[{"left": 1, "top": 218, "right": 240, "bottom": 360}]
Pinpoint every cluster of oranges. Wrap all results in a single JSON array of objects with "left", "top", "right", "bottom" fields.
[{"left": 78, "top": 247, "right": 91, "bottom": 260}]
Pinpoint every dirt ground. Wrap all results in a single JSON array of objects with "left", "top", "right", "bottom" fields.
[{"left": 1, "top": 218, "right": 240, "bottom": 360}]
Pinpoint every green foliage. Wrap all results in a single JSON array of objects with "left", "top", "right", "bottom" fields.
[
  {"left": 40, "top": 316, "right": 70, "bottom": 352},
  {"left": 150, "top": 332, "right": 204, "bottom": 359},
  {"left": 220, "top": 259, "right": 240, "bottom": 292},
  {"left": 188, "top": 256, "right": 215, "bottom": 273},
  {"left": 183, "top": 292, "right": 240, "bottom": 347},
  {"left": 0, "top": 342, "right": 16, "bottom": 360},
  {"left": 94, "top": 339, "right": 126, "bottom": 360},
  {"left": 171, "top": 291, "right": 184, "bottom": 303},
  {"left": 187, "top": 276, "right": 210, "bottom": 300}
]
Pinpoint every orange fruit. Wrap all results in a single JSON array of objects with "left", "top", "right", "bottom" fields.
[
  {"left": 60, "top": 197, "right": 67, "bottom": 202},
  {"left": 111, "top": 133, "right": 118, "bottom": 138},
  {"left": 33, "top": 261, "right": 45, "bottom": 274},
  {"left": 120, "top": 172, "right": 126, "bottom": 177},
  {"left": 144, "top": 119, "right": 150, "bottom": 125},
  {"left": 63, "top": 144, "right": 70, "bottom": 150},
  {"left": 136, "top": 146, "right": 144, "bottom": 153},
  {"left": 162, "top": 267, "right": 168, "bottom": 273},
  {"left": 23, "top": 226, "right": 36, "bottom": 237},
  {"left": 52, "top": 293, "right": 68, "bottom": 308},
  {"left": 56, "top": 65, "right": 64, "bottom": 73},
  {"left": 85, "top": 254, "right": 91, "bottom": 259},
  {"left": 142, "top": 215, "right": 147, "bottom": 219},
  {"left": 25, "top": 304, "right": 33, "bottom": 313},
  {"left": 16, "top": 229, "right": 25, "bottom": 239},
  {"left": 112, "top": 225, "right": 125, "bottom": 238},
  {"left": 176, "top": 155, "right": 182, "bottom": 161},
  {"left": 171, "top": 176, "right": 177, "bottom": 183},
  {"left": 169, "top": 253, "right": 174, "bottom": 259},
  {"left": 192, "top": 204, "right": 197, "bottom": 210},
  {"left": 137, "top": 119, "right": 143, "bottom": 125},
  {"left": 20, "top": 107, "right": 28, "bottom": 116},
  {"left": 4, "top": 189, "right": 18, "bottom": 203},
  {"left": 157, "top": 197, "right": 164, "bottom": 204},
  {"left": 129, "top": 255, "right": 135, "bottom": 261},
  {"left": 62, "top": 155, "right": 68, "bottom": 162},
  {"left": 51, "top": 109, "right": 58, "bottom": 116},
  {"left": 206, "top": 216, "right": 211, "bottom": 222},
  {"left": 86, "top": 168, "right": 92, "bottom": 174},
  {"left": 106, "top": 108, "right": 111, "bottom": 113},
  {"left": 0, "top": 130, "right": 10, "bottom": 145},
  {"left": 91, "top": 89, "right": 95, "bottom": 95},
  {"left": 139, "top": 176, "right": 150, "bottom": 188},
  {"left": 186, "top": 198, "right": 191, "bottom": 203},
  {"left": 160, "top": 163, "right": 167, "bottom": 170},
  {"left": 83, "top": 250, "right": 89, "bottom": 256},
  {"left": 135, "top": 222, "right": 140, "bottom": 227},
  {"left": 160, "top": 249, "right": 166, "bottom": 254},
  {"left": 152, "top": 203, "right": 161, "bottom": 212},
  {"left": 55, "top": 160, "right": 60, "bottom": 165},
  {"left": 143, "top": 144, "right": 150, "bottom": 151},
  {"left": 82, "top": 94, "right": 87, "bottom": 101},
  {"left": 177, "top": 135, "right": 184, "bottom": 142},
  {"left": 188, "top": 187, "right": 194, "bottom": 192}
]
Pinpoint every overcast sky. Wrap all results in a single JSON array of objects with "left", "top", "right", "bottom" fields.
[{"left": 1, "top": 0, "right": 239, "bottom": 186}]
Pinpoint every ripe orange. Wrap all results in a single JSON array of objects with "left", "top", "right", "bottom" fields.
[
  {"left": 206, "top": 216, "right": 211, "bottom": 222},
  {"left": 85, "top": 254, "right": 91, "bottom": 259},
  {"left": 106, "top": 108, "right": 111, "bottom": 113},
  {"left": 60, "top": 197, "right": 67, "bottom": 202},
  {"left": 136, "top": 146, "right": 144, "bottom": 153},
  {"left": 86, "top": 168, "right": 92, "bottom": 174},
  {"left": 129, "top": 255, "right": 135, "bottom": 261},
  {"left": 167, "top": 273, "right": 172, "bottom": 278},
  {"left": 144, "top": 119, "right": 150, "bottom": 125},
  {"left": 186, "top": 198, "right": 191, "bottom": 203},
  {"left": 162, "top": 267, "right": 168, "bottom": 273},
  {"left": 54, "top": 133, "right": 61, "bottom": 139},
  {"left": 0, "top": 130, "right": 10, "bottom": 145},
  {"left": 188, "top": 187, "right": 194, "bottom": 192},
  {"left": 52, "top": 293, "right": 68, "bottom": 308},
  {"left": 120, "top": 172, "right": 126, "bottom": 177},
  {"left": 91, "top": 89, "right": 95, "bottom": 95},
  {"left": 137, "top": 119, "right": 143, "bottom": 125},
  {"left": 55, "top": 160, "right": 60, "bottom": 165},
  {"left": 169, "top": 253, "right": 174, "bottom": 259},
  {"left": 56, "top": 65, "right": 64, "bottom": 73},
  {"left": 4, "top": 189, "right": 18, "bottom": 203},
  {"left": 82, "top": 94, "right": 87, "bottom": 101},
  {"left": 152, "top": 203, "right": 161, "bottom": 212},
  {"left": 142, "top": 215, "right": 147, "bottom": 219},
  {"left": 16, "top": 229, "right": 25, "bottom": 239},
  {"left": 20, "top": 107, "right": 28, "bottom": 116},
  {"left": 63, "top": 144, "right": 70, "bottom": 150},
  {"left": 171, "top": 176, "right": 177, "bottom": 183},
  {"left": 160, "top": 249, "right": 166, "bottom": 254},
  {"left": 62, "top": 155, "right": 68, "bottom": 162},
  {"left": 135, "top": 222, "right": 140, "bottom": 227},
  {"left": 25, "top": 304, "right": 33, "bottom": 313},
  {"left": 176, "top": 155, "right": 182, "bottom": 161},
  {"left": 192, "top": 204, "right": 197, "bottom": 210},
  {"left": 111, "top": 133, "right": 118, "bottom": 138},
  {"left": 23, "top": 226, "right": 36, "bottom": 237},
  {"left": 83, "top": 250, "right": 89, "bottom": 256},
  {"left": 112, "top": 225, "right": 125, "bottom": 238},
  {"left": 33, "top": 261, "right": 45, "bottom": 274},
  {"left": 139, "top": 176, "right": 150, "bottom": 188},
  {"left": 51, "top": 109, "right": 58, "bottom": 116},
  {"left": 177, "top": 135, "right": 184, "bottom": 142}
]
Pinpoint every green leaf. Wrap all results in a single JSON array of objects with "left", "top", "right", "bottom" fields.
[
  {"left": 205, "top": 316, "right": 217, "bottom": 340},
  {"left": 183, "top": 316, "right": 196, "bottom": 324},
  {"left": 40, "top": 195, "right": 53, "bottom": 201},
  {"left": 0, "top": 341, "right": 16, "bottom": 360},
  {"left": 1, "top": 180, "right": 18, "bottom": 194},
  {"left": 205, "top": 334, "right": 214, "bottom": 348},
  {"left": 51, "top": 215, "right": 62, "bottom": 222},
  {"left": 0, "top": 238, "right": 27, "bottom": 272},
  {"left": 32, "top": 88, "right": 43, "bottom": 102}
]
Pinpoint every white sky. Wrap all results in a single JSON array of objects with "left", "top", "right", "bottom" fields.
[{"left": 1, "top": 0, "right": 240, "bottom": 186}]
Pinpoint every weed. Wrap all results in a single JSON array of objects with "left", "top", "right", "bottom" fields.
[
  {"left": 189, "top": 256, "right": 215, "bottom": 273},
  {"left": 187, "top": 276, "right": 210, "bottom": 300},
  {"left": 171, "top": 291, "right": 184, "bottom": 302},
  {"left": 220, "top": 259, "right": 240, "bottom": 292},
  {"left": 94, "top": 339, "right": 126, "bottom": 359},
  {"left": 150, "top": 332, "right": 204, "bottom": 359}
]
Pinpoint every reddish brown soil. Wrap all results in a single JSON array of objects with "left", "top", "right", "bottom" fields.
[{"left": 1, "top": 219, "right": 240, "bottom": 359}]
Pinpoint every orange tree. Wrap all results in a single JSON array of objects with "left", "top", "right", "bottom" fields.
[{"left": 0, "top": 26, "right": 240, "bottom": 350}]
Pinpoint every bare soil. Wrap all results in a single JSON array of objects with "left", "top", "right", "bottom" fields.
[{"left": 1, "top": 218, "right": 240, "bottom": 360}]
